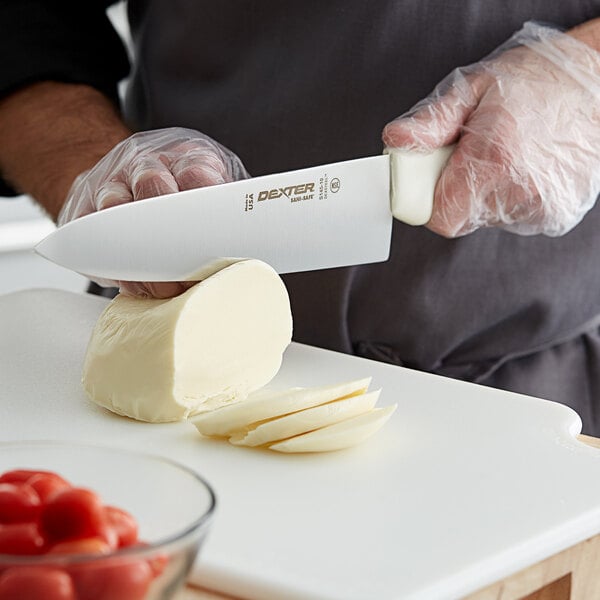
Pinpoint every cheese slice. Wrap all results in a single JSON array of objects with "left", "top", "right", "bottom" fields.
[
  {"left": 190, "top": 377, "right": 371, "bottom": 437},
  {"left": 82, "top": 259, "right": 292, "bottom": 422},
  {"left": 228, "top": 389, "right": 381, "bottom": 447},
  {"left": 268, "top": 405, "right": 397, "bottom": 453}
]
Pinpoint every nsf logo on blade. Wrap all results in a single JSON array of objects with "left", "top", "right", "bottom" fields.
[{"left": 318, "top": 173, "right": 341, "bottom": 200}]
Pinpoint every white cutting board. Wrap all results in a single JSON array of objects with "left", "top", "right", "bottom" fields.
[{"left": 2, "top": 288, "right": 600, "bottom": 600}]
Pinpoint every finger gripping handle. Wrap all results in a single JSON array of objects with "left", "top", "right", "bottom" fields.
[{"left": 385, "top": 145, "right": 455, "bottom": 226}]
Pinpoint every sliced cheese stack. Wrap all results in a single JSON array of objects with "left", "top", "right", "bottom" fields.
[
  {"left": 190, "top": 378, "right": 397, "bottom": 453},
  {"left": 82, "top": 259, "right": 292, "bottom": 422}
]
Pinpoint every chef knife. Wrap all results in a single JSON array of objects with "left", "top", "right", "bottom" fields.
[{"left": 35, "top": 146, "right": 453, "bottom": 281}]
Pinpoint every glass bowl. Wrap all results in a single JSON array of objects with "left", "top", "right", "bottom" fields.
[{"left": 0, "top": 441, "right": 216, "bottom": 600}]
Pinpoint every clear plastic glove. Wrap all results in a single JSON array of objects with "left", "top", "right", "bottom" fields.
[
  {"left": 58, "top": 127, "right": 249, "bottom": 298},
  {"left": 383, "top": 22, "right": 600, "bottom": 238}
]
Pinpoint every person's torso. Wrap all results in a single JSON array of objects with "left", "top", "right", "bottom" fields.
[{"left": 124, "top": 0, "right": 600, "bottom": 379}]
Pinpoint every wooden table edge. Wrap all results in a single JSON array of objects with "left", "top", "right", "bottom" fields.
[{"left": 576, "top": 433, "right": 600, "bottom": 450}]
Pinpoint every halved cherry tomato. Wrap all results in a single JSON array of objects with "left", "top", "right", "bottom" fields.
[
  {"left": 40, "top": 488, "right": 106, "bottom": 544},
  {"left": 147, "top": 552, "right": 169, "bottom": 578},
  {"left": 133, "top": 541, "right": 169, "bottom": 577},
  {"left": 27, "top": 473, "right": 70, "bottom": 503},
  {"left": 0, "top": 566, "right": 75, "bottom": 600},
  {"left": 48, "top": 537, "right": 112, "bottom": 556},
  {"left": 104, "top": 506, "right": 138, "bottom": 548},
  {"left": 70, "top": 558, "right": 153, "bottom": 600},
  {"left": 0, "top": 522, "right": 45, "bottom": 555},
  {"left": 0, "top": 470, "right": 57, "bottom": 484},
  {"left": 0, "top": 483, "right": 41, "bottom": 524}
]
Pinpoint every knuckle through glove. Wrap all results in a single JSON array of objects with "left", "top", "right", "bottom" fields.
[
  {"left": 58, "top": 127, "right": 250, "bottom": 298},
  {"left": 383, "top": 22, "right": 600, "bottom": 238}
]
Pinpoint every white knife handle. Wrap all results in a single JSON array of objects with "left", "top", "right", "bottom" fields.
[{"left": 385, "top": 145, "right": 455, "bottom": 226}]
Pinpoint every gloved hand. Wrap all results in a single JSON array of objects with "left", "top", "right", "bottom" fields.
[
  {"left": 383, "top": 22, "right": 600, "bottom": 238},
  {"left": 58, "top": 127, "right": 249, "bottom": 298}
]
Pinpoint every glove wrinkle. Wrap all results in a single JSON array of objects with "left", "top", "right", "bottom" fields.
[
  {"left": 58, "top": 126, "right": 250, "bottom": 298},
  {"left": 383, "top": 21, "right": 600, "bottom": 238}
]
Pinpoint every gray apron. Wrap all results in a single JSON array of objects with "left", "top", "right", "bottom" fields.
[{"left": 123, "top": 0, "right": 600, "bottom": 432}]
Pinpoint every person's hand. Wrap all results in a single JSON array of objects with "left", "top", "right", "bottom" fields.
[
  {"left": 58, "top": 127, "right": 250, "bottom": 298},
  {"left": 383, "top": 22, "right": 600, "bottom": 238}
]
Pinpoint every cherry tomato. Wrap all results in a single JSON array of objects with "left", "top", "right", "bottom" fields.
[
  {"left": 0, "top": 468, "right": 149, "bottom": 600},
  {"left": 0, "top": 522, "right": 45, "bottom": 555},
  {"left": 40, "top": 488, "right": 106, "bottom": 544},
  {"left": 0, "top": 483, "right": 41, "bottom": 524},
  {"left": 133, "top": 541, "right": 169, "bottom": 578},
  {"left": 70, "top": 559, "right": 153, "bottom": 600},
  {"left": 49, "top": 537, "right": 112, "bottom": 556},
  {"left": 27, "top": 473, "right": 71, "bottom": 503},
  {"left": 104, "top": 506, "right": 138, "bottom": 547},
  {"left": 0, "top": 566, "right": 75, "bottom": 600},
  {"left": 147, "top": 552, "right": 169, "bottom": 578},
  {"left": 0, "top": 470, "right": 57, "bottom": 484}
]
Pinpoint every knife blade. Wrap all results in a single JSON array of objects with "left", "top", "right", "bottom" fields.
[{"left": 35, "top": 146, "right": 453, "bottom": 281}]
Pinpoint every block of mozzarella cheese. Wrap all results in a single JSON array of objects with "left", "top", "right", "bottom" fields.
[{"left": 82, "top": 259, "right": 292, "bottom": 422}]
